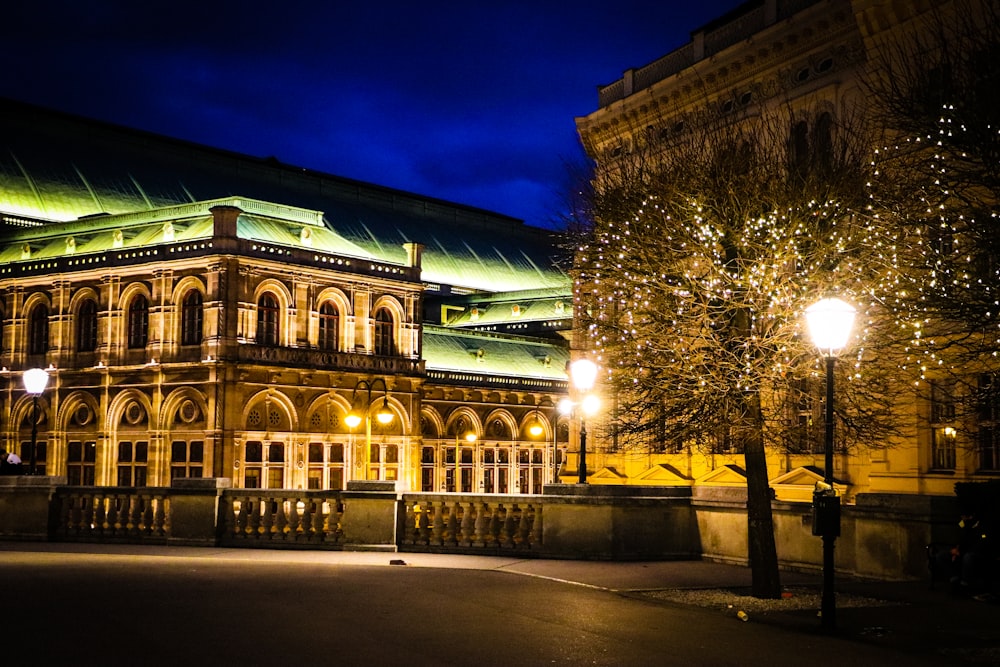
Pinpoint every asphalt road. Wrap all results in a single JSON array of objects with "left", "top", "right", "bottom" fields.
[{"left": 0, "top": 545, "right": 960, "bottom": 667}]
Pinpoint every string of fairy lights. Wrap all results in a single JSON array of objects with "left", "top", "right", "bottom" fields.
[{"left": 572, "top": 98, "right": 997, "bottom": 449}]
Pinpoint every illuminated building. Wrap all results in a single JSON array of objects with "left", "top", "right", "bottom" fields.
[
  {"left": 574, "top": 0, "right": 998, "bottom": 497},
  {"left": 0, "top": 99, "right": 571, "bottom": 492}
]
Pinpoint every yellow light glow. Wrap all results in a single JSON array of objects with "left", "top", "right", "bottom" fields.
[
  {"left": 375, "top": 407, "right": 394, "bottom": 425},
  {"left": 805, "top": 297, "right": 857, "bottom": 354},
  {"left": 344, "top": 413, "right": 362, "bottom": 429},
  {"left": 558, "top": 397, "right": 574, "bottom": 416},
  {"left": 23, "top": 368, "right": 49, "bottom": 395},
  {"left": 569, "top": 358, "right": 598, "bottom": 392}
]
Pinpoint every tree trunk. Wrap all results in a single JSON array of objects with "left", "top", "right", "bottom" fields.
[{"left": 744, "top": 392, "right": 782, "bottom": 598}]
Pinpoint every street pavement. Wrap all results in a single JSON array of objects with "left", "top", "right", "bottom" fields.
[{"left": 0, "top": 541, "right": 996, "bottom": 666}]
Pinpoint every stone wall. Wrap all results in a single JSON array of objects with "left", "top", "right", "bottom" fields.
[
  {"left": 0, "top": 479, "right": 960, "bottom": 580},
  {"left": 693, "top": 487, "right": 960, "bottom": 580},
  {"left": 539, "top": 485, "right": 697, "bottom": 560}
]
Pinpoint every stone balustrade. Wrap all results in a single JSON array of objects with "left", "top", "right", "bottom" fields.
[
  {"left": 0, "top": 476, "right": 962, "bottom": 580},
  {"left": 400, "top": 494, "right": 541, "bottom": 552},
  {"left": 55, "top": 487, "right": 170, "bottom": 541},
  {"left": 220, "top": 489, "right": 344, "bottom": 547}
]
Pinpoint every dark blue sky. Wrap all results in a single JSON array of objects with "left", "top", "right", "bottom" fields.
[{"left": 4, "top": 1, "right": 740, "bottom": 229}]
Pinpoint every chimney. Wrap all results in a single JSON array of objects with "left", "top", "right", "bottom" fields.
[
  {"left": 210, "top": 205, "right": 242, "bottom": 239},
  {"left": 404, "top": 242, "right": 424, "bottom": 269}
]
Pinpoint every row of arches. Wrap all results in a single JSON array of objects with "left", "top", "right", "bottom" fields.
[
  {"left": 20, "top": 290, "right": 203, "bottom": 354},
  {"left": 4, "top": 384, "right": 565, "bottom": 493},
  {"left": 2, "top": 278, "right": 410, "bottom": 358},
  {"left": 10, "top": 387, "right": 560, "bottom": 440}
]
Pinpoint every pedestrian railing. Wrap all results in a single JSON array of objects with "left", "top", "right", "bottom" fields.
[
  {"left": 54, "top": 487, "right": 170, "bottom": 542},
  {"left": 399, "top": 494, "right": 541, "bottom": 552},
  {"left": 219, "top": 489, "right": 344, "bottom": 547},
  {"left": 11, "top": 479, "right": 946, "bottom": 580}
]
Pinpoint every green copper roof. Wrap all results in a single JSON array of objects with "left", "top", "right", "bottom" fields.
[
  {"left": 445, "top": 294, "right": 572, "bottom": 327},
  {"left": 0, "top": 198, "right": 377, "bottom": 263},
  {"left": 0, "top": 99, "right": 568, "bottom": 293},
  {"left": 422, "top": 326, "right": 569, "bottom": 380}
]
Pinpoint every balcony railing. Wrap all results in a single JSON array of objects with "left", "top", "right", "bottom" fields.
[{"left": 238, "top": 344, "right": 424, "bottom": 374}]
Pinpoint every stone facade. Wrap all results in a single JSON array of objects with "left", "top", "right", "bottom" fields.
[
  {"left": 0, "top": 101, "right": 572, "bottom": 494},
  {"left": 573, "top": 0, "right": 998, "bottom": 498}
]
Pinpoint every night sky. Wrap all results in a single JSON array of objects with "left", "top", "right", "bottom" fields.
[{"left": 4, "top": 1, "right": 741, "bottom": 229}]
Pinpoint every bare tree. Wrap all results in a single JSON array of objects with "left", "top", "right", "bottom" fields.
[
  {"left": 866, "top": 0, "right": 1000, "bottom": 451},
  {"left": 571, "top": 106, "right": 908, "bottom": 598}
]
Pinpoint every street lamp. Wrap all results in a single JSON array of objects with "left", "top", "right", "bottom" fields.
[
  {"left": 554, "top": 398, "right": 573, "bottom": 483},
  {"left": 453, "top": 430, "right": 477, "bottom": 493},
  {"left": 527, "top": 411, "right": 544, "bottom": 439},
  {"left": 568, "top": 359, "right": 599, "bottom": 485},
  {"left": 805, "top": 296, "right": 857, "bottom": 631},
  {"left": 23, "top": 367, "right": 50, "bottom": 476},
  {"left": 345, "top": 378, "right": 393, "bottom": 480}
]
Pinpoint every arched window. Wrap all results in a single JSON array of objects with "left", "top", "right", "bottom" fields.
[
  {"left": 789, "top": 119, "right": 809, "bottom": 177},
  {"left": 77, "top": 299, "right": 99, "bottom": 352},
  {"left": 127, "top": 294, "right": 149, "bottom": 349},
  {"left": 374, "top": 308, "right": 395, "bottom": 356},
  {"left": 181, "top": 289, "right": 203, "bottom": 346},
  {"left": 812, "top": 112, "right": 834, "bottom": 174},
  {"left": 257, "top": 292, "right": 280, "bottom": 346},
  {"left": 28, "top": 303, "right": 49, "bottom": 355},
  {"left": 318, "top": 302, "right": 339, "bottom": 351}
]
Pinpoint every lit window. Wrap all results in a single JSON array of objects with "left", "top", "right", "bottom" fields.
[{"left": 930, "top": 381, "right": 956, "bottom": 470}]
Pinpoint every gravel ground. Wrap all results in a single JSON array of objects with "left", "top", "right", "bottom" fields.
[{"left": 641, "top": 586, "right": 898, "bottom": 614}]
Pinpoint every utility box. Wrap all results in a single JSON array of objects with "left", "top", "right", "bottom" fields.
[{"left": 812, "top": 491, "right": 841, "bottom": 538}]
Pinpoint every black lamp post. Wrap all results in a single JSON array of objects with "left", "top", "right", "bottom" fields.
[
  {"left": 556, "top": 398, "right": 573, "bottom": 483},
  {"left": 805, "top": 297, "right": 857, "bottom": 631},
  {"left": 568, "top": 358, "right": 598, "bottom": 485},
  {"left": 344, "top": 378, "right": 393, "bottom": 481},
  {"left": 23, "top": 367, "right": 50, "bottom": 476}
]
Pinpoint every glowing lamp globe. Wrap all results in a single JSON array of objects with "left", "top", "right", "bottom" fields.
[
  {"left": 23, "top": 368, "right": 49, "bottom": 395},
  {"left": 557, "top": 397, "right": 574, "bottom": 416},
  {"left": 805, "top": 298, "right": 857, "bottom": 355},
  {"left": 569, "top": 358, "right": 598, "bottom": 392},
  {"left": 375, "top": 406, "right": 394, "bottom": 425}
]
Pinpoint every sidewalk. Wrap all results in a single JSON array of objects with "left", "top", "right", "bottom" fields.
[
  {"left": 817, "top": 578, "right": 1000, "bottom": 663},
  {"left": 3, "top": 541, "right": 998, "bottom": 663},
  {"left": 492, "top": 554, "right": 999, "bottom": 663}
]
